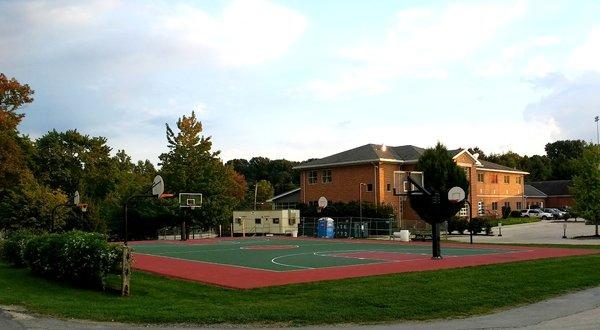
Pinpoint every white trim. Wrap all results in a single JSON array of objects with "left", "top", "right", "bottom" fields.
[
  {"left": 452, "top": 149, "right": 483, "bottom": 166},
  {"left": 266, "top": 188, "right": 301, "bottom": 203},
  {"left": 476, "top": 168, "right": 529, "bottom": 175}
]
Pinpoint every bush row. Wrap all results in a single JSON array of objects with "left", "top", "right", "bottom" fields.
[
  {"left": 1, "top": 230, "right": 124, "bottom": 289},
  {"left": 447, "top": 217, "right": 493, "bottom": 235}
]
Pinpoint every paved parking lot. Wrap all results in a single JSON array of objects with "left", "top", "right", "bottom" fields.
[{"left": 449, "top": 219, "right": 600, "bottom": 245}]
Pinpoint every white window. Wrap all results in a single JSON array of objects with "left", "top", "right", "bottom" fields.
[
  {"left": 322, "top": 169, "right": 332, "bottom": 183},
  {"left": 308, "top": 170, "right": 318, "bottom": 184}
]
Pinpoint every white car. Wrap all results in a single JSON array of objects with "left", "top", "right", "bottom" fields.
[{"left": 521, "top": 209, "right": 553, "bottom": 220}]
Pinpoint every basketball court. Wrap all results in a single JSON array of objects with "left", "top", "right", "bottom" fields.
[{"left": 131, "top": 237, "right": 597, "bottom": 289}]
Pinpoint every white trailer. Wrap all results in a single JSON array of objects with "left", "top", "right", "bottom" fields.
[{"left": 232, "top": 210, "right": 300, "bottom": 236}]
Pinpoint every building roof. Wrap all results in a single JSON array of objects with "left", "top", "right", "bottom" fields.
[
  {"left": 293, "top": 143, "right": 527, "bottom": 174},
  {"left": 478, "top": 160, "right": 525, "bottom": 173},
  {"left": 524, "top": 184, "right": 547, "bottom": 198},
  {"left": 266, "top": 188, "right": 301, "bottom": 203},
  {"left": 528, "top": 180, "right": 573, "bottom": 196}
]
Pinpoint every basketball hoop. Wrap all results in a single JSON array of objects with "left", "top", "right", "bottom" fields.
[{"left": 447, "top": 187, "right": 466, "bottom": 204}]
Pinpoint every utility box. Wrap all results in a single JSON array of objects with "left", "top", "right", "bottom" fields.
[{"left": 232, "top": 210, "right": 300, "bottom": 235}]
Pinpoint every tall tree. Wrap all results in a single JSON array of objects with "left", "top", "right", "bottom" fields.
[
  {"left": 545, "top": 140, "right": 587, "bottom": 180},
  {"left": 0, "top": 73, "right": 34, "bottom": 189},
  {"left": 572, "top": 145, "right": 600, "bottom": 236},
  {"left": 159, "top": 112, "right": 245, "bottom": 234}
]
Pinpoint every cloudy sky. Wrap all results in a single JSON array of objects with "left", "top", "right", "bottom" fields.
[{"left": 2, "top": 0, "right": 600, "bottom": 163}]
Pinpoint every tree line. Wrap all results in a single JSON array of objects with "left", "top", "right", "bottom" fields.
[
  {"left": 469, "top": 140, "right": 588, "bottom": 182},
  {"left": 0, "top": 74, "right": 255, "bottom": 238}
]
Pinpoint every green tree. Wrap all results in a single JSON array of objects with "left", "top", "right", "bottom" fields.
[
  {"left": 34, "top": 130, "right": 116, "bottom": 200},
  {"left": 248, "top": 179, "right": 274, "bottom": 209},
  {"left": 572, "top": 145, "right": 600, "bottom": 236},
  {"left": 0, "top": 73, "right": 34, "bottom": 189},
  {"left": 159, "top": 112, "right": 245, "bottom": 236},
  {"left": 545, "top": 140, "right": 587, "bottom": 180},
  {"left": 411, "top": 143, "right": 469, "bottom": 258}
]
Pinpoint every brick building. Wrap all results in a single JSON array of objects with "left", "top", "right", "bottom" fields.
[
  {"left": 525, "top": 180, "right": 574, "bottom": 209},
  {"left": 292, "top": 144, "right": 528, "bottom": 221}
]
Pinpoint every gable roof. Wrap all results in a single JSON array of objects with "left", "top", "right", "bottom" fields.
[
  {"left": 293, "top": 144, "right": 403, "bottom": 169},
  {"left": 293, "top": 143, "right": 528, "bottom": 174},
  {"left": 266, "top": 188, "right": 301, "bottom": 203},
  {"left": 528, "top": 180, "right": 572, "bottom": 196},
  {"left": 524, "top": 184, "right": 547, "bottom": 198}
]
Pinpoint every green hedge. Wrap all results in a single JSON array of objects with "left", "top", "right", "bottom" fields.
[
  {"left": 24, "top": 231, "right": 123, "bottom": 288},
  {"left": 1, "top": 231, "right": 124, "bottom": 289},
  {"left": 2, "top": 229, "right": 36, "bottom": 267}
]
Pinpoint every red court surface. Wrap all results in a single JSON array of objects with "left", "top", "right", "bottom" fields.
[{"left": 131, "top": 238, "right": 598, "bottom": 289}]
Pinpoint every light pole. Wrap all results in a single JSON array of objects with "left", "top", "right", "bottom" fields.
[
  {"left": 254, "top": 183, "right": 258, "bottom": 211},
  {"left": 359, "top": 183, "right": 366, "bottom": 221},
  {"left": 595, "top": 116, "right": 599, "bottom": 145}
]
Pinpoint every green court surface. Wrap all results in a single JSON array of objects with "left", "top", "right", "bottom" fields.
[{"left": 132, "top": 238, "right": 515, "bottom": 271}]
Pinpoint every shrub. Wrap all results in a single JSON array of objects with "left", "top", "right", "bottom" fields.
[
  {"left": 448, "top": 217, "right": 468, "bottom": 234},
  {"left": 23, "top": 231, "right": 124, "bottom": 288},
  {"left": 510, "top": 210, "right": 522, "bottom": 218},
  {"left": 2, "top": 229, "right": 36, "bottom": 267},
  {"left": 469, "top": 217, "right": 494, "bottom": 235}
]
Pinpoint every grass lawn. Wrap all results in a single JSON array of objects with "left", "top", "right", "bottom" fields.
[
  {"left": 2, "top": 253, "right": 600, "bottom": 326},
  {"left": 494, "top": 217, "right": 540, "bottom": 226}
]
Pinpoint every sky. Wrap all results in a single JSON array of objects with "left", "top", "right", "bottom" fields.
[{"left": 2, "top": 0, "right": 600, "bottom": 164}]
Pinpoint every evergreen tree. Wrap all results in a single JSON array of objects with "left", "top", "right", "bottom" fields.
[{"left": 410, "top": 143, "right": 469, "bottom": 258}]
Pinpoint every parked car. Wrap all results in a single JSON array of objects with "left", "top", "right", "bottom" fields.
[
  {"left": 542, "top": 208, "right": 560, "bottom": 219},
  {"left": 547, "top": 208, "right": 568, "bottom": 219},
  {"left": 521, "top": 208, "right": 553, "bottom": 220}
]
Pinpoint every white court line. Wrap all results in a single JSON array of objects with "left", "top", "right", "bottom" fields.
[{"left": 271, "top": 253, "right": 316, "bottom": 269}]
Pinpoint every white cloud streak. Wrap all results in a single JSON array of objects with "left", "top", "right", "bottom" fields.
[{"left": 300, "top": 1, "right": 527, "bottom": 100}]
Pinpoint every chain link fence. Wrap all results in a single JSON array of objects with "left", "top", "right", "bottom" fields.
[{"left": 157, "top": 226, "right": 218, "bottom": 240}]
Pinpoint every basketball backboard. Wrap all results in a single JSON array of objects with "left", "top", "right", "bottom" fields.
[
  {"left": 179, "top": 193, "right": 202, "bottom": 209},
  {"left": 152, "top": 175, "right": 165, "bottom": 197},
  {"left": 393, "top": 171, "right": 424, "bottom": 195}
]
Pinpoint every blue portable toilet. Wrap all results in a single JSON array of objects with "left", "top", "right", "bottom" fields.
[{"left": 318, "top": 217, "right": 335, "bottom": 238}]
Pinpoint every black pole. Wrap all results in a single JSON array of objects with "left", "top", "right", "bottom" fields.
[
  {"left": 465, "top": 200, "right": 473, "bottom": 244},
  {"left": 432, "top": 222, "right": 442, "bottom": 259}
]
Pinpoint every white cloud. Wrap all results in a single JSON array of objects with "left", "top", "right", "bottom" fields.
[
  {"left": 476, "top": 35, "right": 561, "bottom": 78},
  {"left": 158, "top": 0, "right": 307, "bottom": 67},
  {"left": 0, "top": 0, "right": 307, "bottom": 70},
  {"left": 300, "top": 1, "right": 526, "bottom": 100},
  {"left": 523, "top": 56, "right": 553, "bottom": 77},
  {"left": 525, "top": 73, "right": 600, "bottom": 143},
  {"left": 568, "top": 26, "right": 600, "bottom": 72}
]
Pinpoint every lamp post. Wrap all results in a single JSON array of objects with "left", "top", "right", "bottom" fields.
[
  {"left": 594, "top": 116, "right": 600, "bottom": 145},
  {"left": 359, "top": 183, "right": 366, "bottom": 221}
]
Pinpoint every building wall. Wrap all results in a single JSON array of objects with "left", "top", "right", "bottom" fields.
[
  {"left": 473, "top": 170, "right": 525, "bottom": 217},
  {"left": 300, "top": 164, "right": 380, "bottom": 206},
  {"left": 546, "top": 196, "right": 574, "bottom": 208},
  {"left": 299, "top": 153, "right": 527, "bottom": 222}
]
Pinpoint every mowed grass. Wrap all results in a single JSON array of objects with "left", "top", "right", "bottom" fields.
[
  {"left": 2, "top": 253, "right": 600, "bottom": 326},
  {"left": 495, "top": 217, "right": 541, "bottom": 226}
]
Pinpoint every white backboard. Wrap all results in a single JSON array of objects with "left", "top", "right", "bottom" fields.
[
  {"left": 393, "top": 171, "right": 424, "bottom": 195},
  {"left": 152, "top": 175, "right": 165, "bottom": 197}
]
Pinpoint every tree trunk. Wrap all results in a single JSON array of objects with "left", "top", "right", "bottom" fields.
[
  {"left": 432, "top": 223, "right": 442, "bottom": 259},
  {"left": 596, "top": 223, "right": 598, "bottom": 237}
]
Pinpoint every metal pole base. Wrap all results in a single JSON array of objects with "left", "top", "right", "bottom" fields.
[{"left": 431, "top": 256, "right": 443, "bottom": 260}]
